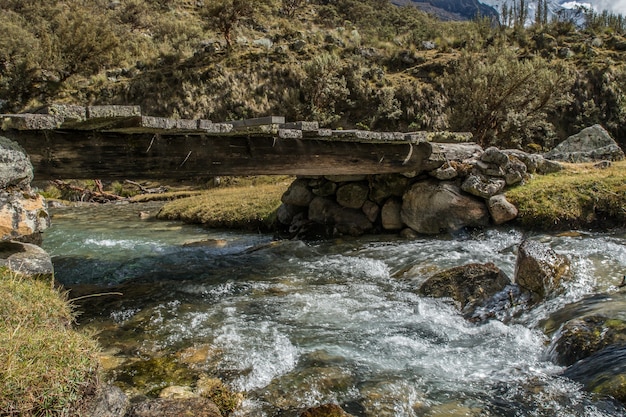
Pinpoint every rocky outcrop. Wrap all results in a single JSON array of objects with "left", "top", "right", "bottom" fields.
[
  {"left": 545, "top": 124, "right": 625, "bottom": 162},
  {"left": 278, "top": 142, "right": 563, "bottom": 238},
  {"left": 0, "top": 136, "right": 50, "bottom": 244},
  {"left": 514, "top": 239, "right": 572, "bottom": 300},
  {"left": 418, "top": 262, "right": 511, "bottom": 315}
]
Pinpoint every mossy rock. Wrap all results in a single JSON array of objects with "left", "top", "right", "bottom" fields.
[{"left": 550, "top": 316, "right": 626, "bottom": 366}]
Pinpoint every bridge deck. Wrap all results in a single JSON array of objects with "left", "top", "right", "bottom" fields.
[{"left": 0, "top": 105, "right": 472, "bottom": 180}]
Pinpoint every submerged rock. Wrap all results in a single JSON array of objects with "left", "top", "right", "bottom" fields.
[
  {"left": 549, "top": 316, "right": 626, "bottom": 366},
  {"left": 419, "top": 262, "right": 511, "bottom": 315},
  {"left": 300, "top": 403, "right": 355, "bottom": 416},
  {"left": 128, "top": 398, "right": 222, "bottom": 417},
  {"left": 563, "top": 345, "right": 626, "bottom": 403},
  {"left": 514, "top": 239, "right": 571, "bottom": 301}
]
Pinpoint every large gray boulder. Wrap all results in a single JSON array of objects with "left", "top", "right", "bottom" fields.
[
  {"left": 401, "top": 181, "right": 489, "bottom": 234},
  {"left": 545, "top": 125, "right": 625, "bottom": 162},
  {"left": 0, "top": 136, "right": 34, "bottom": 189},
  {"left": 0, "top": 241, "right": 54, "bottom": 280}
]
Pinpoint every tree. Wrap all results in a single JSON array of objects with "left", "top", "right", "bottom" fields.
[
  {"left": 441, "top": 47, "right": 574, "bottom": 148},
  {"left": 203, "top": 0, "right": 272, "bottom": 48}
]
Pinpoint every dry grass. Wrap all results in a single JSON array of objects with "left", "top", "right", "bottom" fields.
[
  {"left": 0, "top": 270, "right": 100, "bottom": 416},
  {"left": 506, "top": 161, "right": 626, "bottom": 229},
  {"left": 156, "top": 180, "right": 291, "bottom": 231}
]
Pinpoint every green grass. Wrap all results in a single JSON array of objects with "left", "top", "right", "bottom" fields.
[
  {"left": 156, "top": 180, "right": 291, "bottom": 231},
  {"left": 0, "top": 270, "right": 100, "bottom": 416},
  {"left": 506, "top": 161, "right": 626, "bottom": 229}
]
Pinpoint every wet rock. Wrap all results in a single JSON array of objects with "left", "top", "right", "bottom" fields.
[
  {"left": 381, "top": 198, "right": 403, "bottom": 230},
  {"left": 88, "top": 385, "right": 129, "bottom": 417},
  {"left": 282, "top": 179, "right": 314, "bottom": 206},
  {"left": 549, "top": 316, "right": 626, "bottom": 366},
  {"left": 0, "top": 241, "right": 54, "bottom": 280},
  {"left": 562, "top": 345, "right": 626, "bottom": 403},
  {"left": 195, "top": 376, "right": 243, "bottom": 416},
  {"left": 309, "top": 197, "right": 373, "bottom": 236},
  {"left": 128, "top": 398, "right": 222, "bottom": 417},
  {"left": 461, "top": 173, "right": 506, "bottom": 199},
  {"left": 514, "top": 239, "right": 571, "bottom": 300},
  {"left": 419, "top": 262, "right": 511, "bottom": 314},
  {"left": 336, "top": 182, "right": 369, "bottom": 209},
  {"left": 0, "top": 191, "right": 50, "bottom": 242},
  {"left": 300, "top": 403, "right": 355, "bottom": 416},
  {"left": 468, "top": 284, "right": 532, "bottom": 323},
  {"left": 369, "top": 174, "right": 408, "bottom": 204},
  {"left": 545, "top": 124, "right": 625, "bottom": 162},
  {"left": 159, "top": 386, "right": 197, "bottom": 399},
  {"left": 0, "top": 136, "right": 34, "bottom": 189},
  {"left": 488, "top": 194, "right": 518, "bottom": 225},
  {"left": 401, "top": 181, "right": 489, "bottom": 234}
]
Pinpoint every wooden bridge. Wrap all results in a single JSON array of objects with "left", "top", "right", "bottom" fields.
[{"left": 0, "top": 105, "right": 472, "bottom": 180}]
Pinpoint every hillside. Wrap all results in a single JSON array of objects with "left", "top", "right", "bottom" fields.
[{"left": 1, "top": 0, "right": 625, "bottom": 151}]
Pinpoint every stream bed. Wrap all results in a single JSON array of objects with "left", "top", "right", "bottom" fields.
[{"left": 42, "top": 202, "right": 626, "bottom": 416}]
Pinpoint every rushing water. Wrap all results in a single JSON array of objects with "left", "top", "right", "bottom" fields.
[{"left": 42, "top": 202, "right": 626, "bottom": 416}]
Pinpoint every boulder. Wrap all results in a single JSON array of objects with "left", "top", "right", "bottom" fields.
[
  {"left": 549, "top": 316, "right": 626, "bottom": 366},
  {"left": 514, "top": 239, "right": 571, "bottom": 300},
  {"left": 0, "top": 191, "right": 50, "bottom": 242},
  {"left": 309, "top": 197, "right": 373, "bottom": 236},
  {"left": 481, "top": 146, "right": 510, "bottom": 166},
  {"left": 282, "top": 179, "right": 314, "bottom": 206},
  {"left": 368, "top": 174, "right": 408, "bottom": 204},
  {"left": 300, "top": 403, "right": 355, "bottom": 417},
  {"left": 128, "top": 398, "right": 222, "bottom": 417},
  {"left": 361, "top": 200, "right": 380, "bottom": 223},
  {"left": 381, "top": 198, "right": 403, "bottom": 230},
  {"left": 544, "top": 125, "right": 625, "bottom": 162},
  {"left": 311, "top": 180, "right": 338, "bottom": 197},
  {"left": 0, "top": 136, "right": 34, "bottom": 189},
  {"left": 0, "top": 241, "right": 54, "bottom": 280},
  {"left": 419, "top": 262, "right": 511, "bottom": 314},
  {"left": 488, "top": 194, "right": 518, "bottom": 225},
  {"left": 461, "top": 174, "right": 506, "bottom": 199},
  {"left": 562, "top": 345, "right": 626, "bottom": 404},
  {"left": 276, "top": 203, "right": 304, "bottom": 225},
  {"left": 428, "top": 163, "right": 458, "bottom": 180},
  {"left": 503, "top": 150, "right": 562, "bottom": 174},
  {"left": 336, "top": 182, "right": 369, "bottom": 209},
  {"left": 401, "top": 181, "right": 489, "bottom": 234},
  {"left": 88, "top": 385, "right": 129, "bottom": 417}
]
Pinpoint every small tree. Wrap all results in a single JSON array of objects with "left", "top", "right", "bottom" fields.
[
  {"left": 203, "top": 0, "right": 272, "bottom": 48},
  {"left": 441, "top": 47, "right": 574, "bottom": 148}
]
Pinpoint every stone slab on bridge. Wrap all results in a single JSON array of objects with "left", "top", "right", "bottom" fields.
[{"left": 0, "top": 105, "right": 474, "bottom": 180}]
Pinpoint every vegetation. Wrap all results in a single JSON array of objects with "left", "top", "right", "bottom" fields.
[
  {"left": 156, "top": 179, "right": 291, "bottom": 230},
  {"left": 506, "top": 161, "right": 626, "bottom": 230},
  {"left": 0, "top": 269, "right": 100, "bottom": 416},
  {"left": 1, "top": 0, "right": 626, "bottom": 152}
]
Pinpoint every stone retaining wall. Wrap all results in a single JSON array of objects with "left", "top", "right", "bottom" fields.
[{"left": 277, "top": 143, "right": 563, "bottom": 238}]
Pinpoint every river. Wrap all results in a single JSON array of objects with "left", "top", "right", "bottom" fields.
[{"left": 42, "top": 202, "right": 626, "bottom": 416}]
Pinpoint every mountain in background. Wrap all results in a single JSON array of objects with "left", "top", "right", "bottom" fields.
[{"left": 392, "top": 0, "right": 499, "bottom": 21}]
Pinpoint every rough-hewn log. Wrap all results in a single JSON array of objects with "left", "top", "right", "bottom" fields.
[{"left": 4, "top": 130, "right": 432, "bottom": 180}]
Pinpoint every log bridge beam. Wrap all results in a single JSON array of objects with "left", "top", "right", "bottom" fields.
[{"left": 0, "top": 105, "right": 473, "bottom": 180}]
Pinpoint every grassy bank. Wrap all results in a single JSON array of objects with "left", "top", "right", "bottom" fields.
[
  {"left": 156, "top": 179, "right": 292, "bottom": 231},
  {"left": 0, "top": 270, "right": 100, "bottom": 416},
  {"left": 506, "top": 161, "right": 626, "bottom": 230}
]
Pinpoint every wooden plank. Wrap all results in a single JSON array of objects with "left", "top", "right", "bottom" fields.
[{"left": 5, "top": 130, "right": 432, "bottom": 180}]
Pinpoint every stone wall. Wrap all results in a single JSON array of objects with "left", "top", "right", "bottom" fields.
[{"left": 277, "top": 143, "right": 563, "bottom": 238}]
